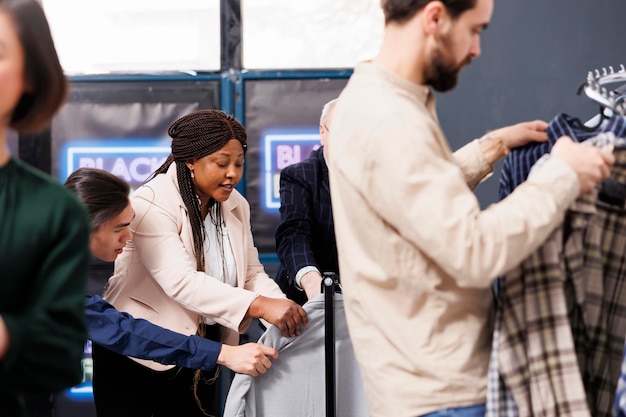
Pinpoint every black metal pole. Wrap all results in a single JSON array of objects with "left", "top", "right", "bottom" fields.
[{"left": 323, "top": 272, "right": 337, "bottom": 417}]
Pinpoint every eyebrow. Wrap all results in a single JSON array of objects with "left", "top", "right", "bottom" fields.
[
  {"left": 213, "top": 151, "right": 245, "bottom": 157},
  {"left": 114, "top": 214, "right": 135, "bottom": 229}
]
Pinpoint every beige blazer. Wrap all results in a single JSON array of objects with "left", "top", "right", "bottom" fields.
[{"left": 103, "top": 164, "right": 285, "bottom": 371}]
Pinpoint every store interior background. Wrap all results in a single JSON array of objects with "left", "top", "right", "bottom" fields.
[{"left": 11, "top": 0, "right": 626, "bottom": 415}]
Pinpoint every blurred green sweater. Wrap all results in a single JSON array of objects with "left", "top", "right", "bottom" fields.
[{"left": 0, "top": 158, "right": 90, "bottom": 417}]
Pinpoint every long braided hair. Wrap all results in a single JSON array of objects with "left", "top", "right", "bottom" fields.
[
  {"left": 148, "top": 109, "right": 247, "bottom": 272},
  {"left": 146, "top": 109, "right": 247, "bottom": 414}
]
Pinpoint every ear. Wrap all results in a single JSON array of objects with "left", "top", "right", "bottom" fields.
[
  {"left": 422, "top": 1, "right": 446, "bottom": 35},
  {"left": 185, "top": 160, "right": 195, "bottom": 171}
]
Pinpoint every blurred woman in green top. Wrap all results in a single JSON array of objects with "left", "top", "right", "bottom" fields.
[{"left": 0, "top": 1, "right": 91, "bottom": 416}]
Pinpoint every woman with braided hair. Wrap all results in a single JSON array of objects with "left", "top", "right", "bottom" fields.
[{"left": 93, "top": 109, "right": 308, "bottom": 417}]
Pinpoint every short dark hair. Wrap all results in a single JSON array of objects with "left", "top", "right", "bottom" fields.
[
  {"left": 64, "top": 168, "right": 131, "bottom": 231},
  {"left": 0, "top": 0, "right": 68, "bottom": 133},
  {"left": 380, "top": 0, "right": 477, "bottom": 24}
]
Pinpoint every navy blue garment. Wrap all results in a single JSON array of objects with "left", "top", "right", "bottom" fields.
[
  {"left": 85, "top": 295, "right": 220, "bottom": 370},
  {"left": 275, "top": 146, "right": 338, "bottom": 305},
  {"left": 499, "top": 113, "right": 626, "bottom": 200},
  {"left": 614, "top": 340, "right": 626, "bottom": 417}
]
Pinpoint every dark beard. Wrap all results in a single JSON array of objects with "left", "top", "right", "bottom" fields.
[
  {"left": 424, "top": 33, "right": 469, "bottom": 92},
  {"left": 426, "top": 54, "right": 461, "bottom": 92}
]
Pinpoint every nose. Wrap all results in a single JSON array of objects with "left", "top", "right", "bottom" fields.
[
  {"left": 226, "top": 165, "right": 236, "bottom": 178},
  {"left": 121, "top": 228, "right": 132, "bottom": 243},
  {"left": 470, "top": 37, "right": 481, "bottom": 58}
]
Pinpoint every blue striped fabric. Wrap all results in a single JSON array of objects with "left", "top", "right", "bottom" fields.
[{"left": 499, "top": 113, "right": 626, "bottom": 200}]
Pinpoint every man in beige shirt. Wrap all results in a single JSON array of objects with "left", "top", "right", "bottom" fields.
[{"left": 327, "top": 1, "right": 615, "bottom": 416}]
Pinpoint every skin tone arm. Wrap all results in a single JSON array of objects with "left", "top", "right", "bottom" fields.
[
  {"left": 218, "top": 343, "right": 279, "bottom": 376},
  {"left": 247, "top": 296, "right": 308, "bottom": 338},
  {"left": 551, "top": 136, "right": 614, "bottom": 192},
  {"left": 0, "top": 315, "right": 8, "bottom": 361},
  {"left": 300, "top": 271, "right": 323, "bottom": 301},
  {"left": 479, "top": 119, "right": 614, "bottom": 193},
  {"left": 87, "top": 296, "right": 280, "bottom": 377},
  {"left": 478, "top": 120, "right": 549, "bottom": 164}
]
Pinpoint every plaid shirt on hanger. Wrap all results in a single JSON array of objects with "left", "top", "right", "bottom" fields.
[{"left": 487, "top": 128, "right": 626, "bottom": 417}]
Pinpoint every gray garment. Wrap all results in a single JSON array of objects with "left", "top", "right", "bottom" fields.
[{"left": 223, "top": 294, "right": 369, "bottom": 417}]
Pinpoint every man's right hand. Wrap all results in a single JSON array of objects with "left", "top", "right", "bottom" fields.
[
  {"left": 550, "top": 136, "right": 615, "bottom": 193},
  {"left": 300, "top": 271, "right": 323, "bottom": 301}
]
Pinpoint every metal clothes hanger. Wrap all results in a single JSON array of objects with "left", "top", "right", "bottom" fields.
[
  {"left": 572, "top": 65, "right": 626, "bottom": 131},
  {"left": 579, "top": 65, "right": 626, "bottom": 117}
]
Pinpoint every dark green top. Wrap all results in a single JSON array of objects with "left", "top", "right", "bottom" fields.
[{"left": 0, "top": 158, "right": 90, "bottom": 417}]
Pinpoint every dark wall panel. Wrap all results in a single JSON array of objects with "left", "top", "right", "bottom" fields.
[{"left": 436, "top": 0, "right": 626, "bottom": 207}]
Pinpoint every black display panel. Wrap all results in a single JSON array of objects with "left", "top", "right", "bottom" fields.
[
  {"left": 53, "top": 80, "right": 220, "bottom": 189},
  {"left": 242, "top": 77, "right": 348, "bottom": 257}
]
